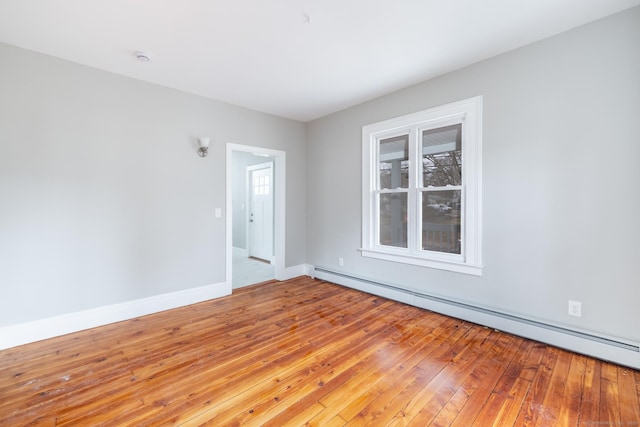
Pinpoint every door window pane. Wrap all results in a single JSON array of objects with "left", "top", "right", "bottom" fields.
[
  {"left": 254, "top": 175, "right": 270, "bottom": 195},
  {"left": 422, "top": 190, "right": 461, "bottom": 254},
  {"left": 380, "top": 192, "right": 407, "bottom": 248},
  {"left": 379, "top": 135, "right": 409, "bottom": 190},
  {"left": 422, "top": 124, "right": 462, "bottom": 187}
]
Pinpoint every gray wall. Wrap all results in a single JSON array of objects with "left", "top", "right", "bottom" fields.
[
  {"left": 0, "top": 43, "right": 306, "bottom": 326},
  {"left": 306, "top": 7, "right": 640, "bottom": 343}
]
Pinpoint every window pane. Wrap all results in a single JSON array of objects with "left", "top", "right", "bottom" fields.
[
  {"left": 422, "top": 124, "right": 461, "bottom": 187},
  {"left": 380, "top": 192, "right": 407, "bottom": 248},
  {"left": 379, "top": 135, "right": 409, "bottom": 190},
  {"left": 422, "top": 190, "right": 461, "bottom": 254}
]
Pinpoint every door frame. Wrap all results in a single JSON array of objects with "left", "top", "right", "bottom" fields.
[
  {"left": 226, "top": 143, "right": 286, "bottom": 288},
  {"left": 246, "top": 162, "right": 274, "bottom": 262}
]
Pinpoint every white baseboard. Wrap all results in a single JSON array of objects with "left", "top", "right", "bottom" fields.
[
  {"left": 281, "top": 264, "right": 313, "bottom": 280},
  {"left": 0, "top": 282, "right": 230, "bottom": 351},
  {"left": 312, "top": 267, "right": 640, "bottom": 370}
]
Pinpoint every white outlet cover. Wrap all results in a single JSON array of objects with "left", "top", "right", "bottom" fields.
[{"left": 568, "top": 300, "right": 582, "bottom": 317}]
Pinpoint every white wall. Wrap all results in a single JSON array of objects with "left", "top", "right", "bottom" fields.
[
  {"left": 306, "top": 7, "right": 640, "bottom": 344},
  {"left": 0, "top": 42, "right": 306, "bottom": 327}
]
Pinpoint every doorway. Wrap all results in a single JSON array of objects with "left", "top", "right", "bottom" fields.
[
  {"left": 226, "top": 144, "right": 286, "bottom": 289},
  {"left": 247, "top": 162, "right": 274, "bottom": 263}
]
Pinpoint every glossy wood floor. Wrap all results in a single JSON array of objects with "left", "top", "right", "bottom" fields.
[{"left": 1, "top": 277, "right": 639, "bottom": 426}]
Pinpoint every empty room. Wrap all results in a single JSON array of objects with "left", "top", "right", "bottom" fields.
[{"left": 1, "top": 1, "right": 639, "bottom": 425}]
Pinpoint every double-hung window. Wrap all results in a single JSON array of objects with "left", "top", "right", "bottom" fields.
[{"left": 361, "top": 96, "right": 482, "bottom": 275}]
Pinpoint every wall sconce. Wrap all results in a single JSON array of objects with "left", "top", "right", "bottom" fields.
[{"left": 197, "top": 137, "right": 210, "bottom": 157}]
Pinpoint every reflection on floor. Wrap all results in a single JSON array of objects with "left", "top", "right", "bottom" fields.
[{"left": 232, "top": 247, "right": 275, "bottom": 288}]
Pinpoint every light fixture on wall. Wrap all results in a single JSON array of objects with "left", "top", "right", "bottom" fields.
[{"left": 197, "top": 137, "right": 210, "bottom": 157}]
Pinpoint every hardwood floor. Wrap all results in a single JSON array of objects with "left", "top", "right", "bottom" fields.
[{"left": 1, "top": 277, "right": 639, "bottom": 426}]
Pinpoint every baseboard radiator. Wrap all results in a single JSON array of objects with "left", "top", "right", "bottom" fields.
[{"left": 311, "top": 266, "right": 640, "bottom": 370}]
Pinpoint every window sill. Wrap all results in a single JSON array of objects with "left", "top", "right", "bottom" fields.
[{"left": 360, "top": 248, "right": 483, "bottom": 276}]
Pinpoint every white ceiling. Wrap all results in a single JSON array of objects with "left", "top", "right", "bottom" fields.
[{"left": 1, "top": 0, "right": 639, "bottom": 122}]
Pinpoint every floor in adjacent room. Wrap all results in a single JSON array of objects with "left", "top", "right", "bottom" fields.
[{"left": 232, "top": 247, "right": 274, "bottom": 288}]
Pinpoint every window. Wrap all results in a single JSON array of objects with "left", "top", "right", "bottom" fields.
[
  {"left": 254, "top": 174, "right": 270, "bottom": 195},
  {"left": 361, "top": 96, "right": 482, "bottom": 275}
]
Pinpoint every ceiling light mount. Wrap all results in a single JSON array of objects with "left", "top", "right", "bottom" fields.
[{"left": 135, "top": 51, "right": 151, "bottom": 62}]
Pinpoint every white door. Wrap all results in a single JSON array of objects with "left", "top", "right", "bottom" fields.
[{"left": 248, "top": 163, "right": 274, "bottom": 262}]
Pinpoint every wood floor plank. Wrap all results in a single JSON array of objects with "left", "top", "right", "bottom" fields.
[
  {"left": 600, "top": 362, "right": 622, "bottom": 427},
  {"left": 489, "top": 377, "right": 531, "bottom": 427},
  {"left": 559, "top": 353, "right": 588, "bottom": 427},
  {"left": 111, "top": 299, "right": 396, "bottom": 423},
  {"left": 407, "top": 330, "right": 512, "bottom": 426},
  {"left": 121, "top": 294, "right": 401, "bottom": 425},
  {"left": 578, "top": 356, "right": 601, "bottom": 425},
  {"left": 513, "top": 345, "right": 560, "bottom": 426},
  {"left": 0, "top": 277, "right": 638, "bottom": 426},
  {"left": 534, "top": 347, "right": 573, "bottom": 427},
  {"left": 462, "top": 337, "right": 534, "bottom": 426},
  {"left": 341, "top": 324, "right": 489, "bottom": 425},
  {"left": 486, "top": 340, "right": 546, "bottom": 427},
  {"left": 444, "top": 331, "right": 521, "bottom": 427},
  {"left": 385, "top": 327, "right": 497, "bottom": 426},
  {"left": 368, "top": 323, "right": 478, "bottom": 425},
  {"left": 300, "top": 315, "right": 445, "bottom": 425},
  {"left": 619, "top": 366, "right": 640, "bottom": 425},
  {"left": 404, "top": 326, "right": 493, "bottom": 426},
  {"left": 172, "top": 322, "right": 391, "bottom": 426},
  {"left": 338, "top": 320, "right": 474, "bottom": 424}
]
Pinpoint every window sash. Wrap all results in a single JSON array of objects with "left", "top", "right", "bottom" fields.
[
  {"left": 418, "top": 187, "right": 464, "bottom": 261},
  {"left": 374, "top": 127, "right": 465, "bottom": 261}
]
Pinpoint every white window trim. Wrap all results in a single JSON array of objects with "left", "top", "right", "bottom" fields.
[{"left": 361, "top": 96, "right": 483, "bottom": 276}]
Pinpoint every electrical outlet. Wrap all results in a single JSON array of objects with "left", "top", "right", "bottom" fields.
[
  {"left": 568, "top": 300, "right": 582, "bottom": 317},
  {"left": 338, "top": 257, "right": 344, "bottom": 267}
]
